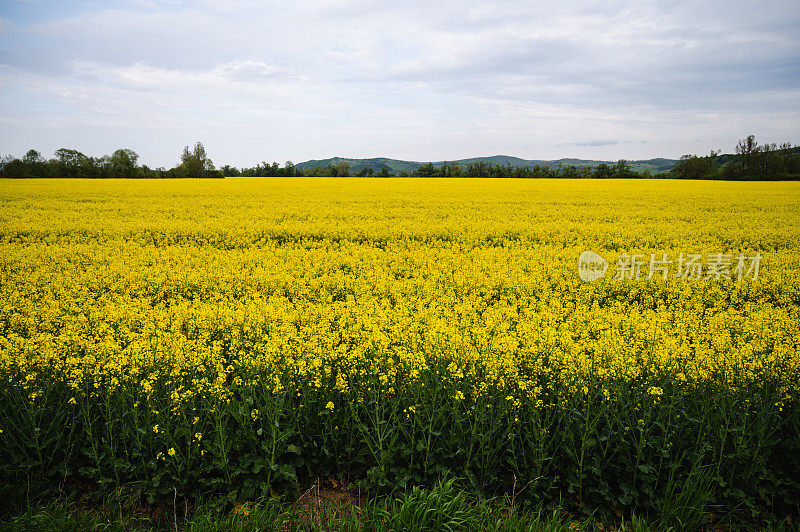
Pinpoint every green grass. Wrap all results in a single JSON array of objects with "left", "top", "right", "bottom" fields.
[{"left": 2, "top": 480, "right": 798, "bottom": 532}]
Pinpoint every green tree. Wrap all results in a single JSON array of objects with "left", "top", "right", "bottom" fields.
[
  {"left": 561, "top": 165, "right": 579, "bottom": 178},
  {"left": 735, "top": 134, "right": 758, "bottom": 176},
  {"left": 22, "top": 150, "right": 43, "bottom": 164},
  {"left": 612, "top": 159, "right": 636, "bottom": 178},
  {"left": 416, "top": 162, "right": 436, "bottom": 177},
  {"left": 778, "top": 142, "right": 799, "bottom": 174},
  {"left": 21, "top": 150, "right": 49, "bottom": 177},
  {"left": 54, "top": 148, "right": 91, "bottom": 178},
  {"left": 466, "top": 161, "right": 489, "bottom": 177},
  {"left": 220, "top": 165, "right": 241, "bottom": 177},
  {"left": 671, "top": 152, "right": 717, "bottom": 179},
  {"left": 0, "top": 158, "right": 30, "bottom": 178},
  {"left": 335, "top": 160, "right": 350, "bottom": 177},
  {"left": 180, "top": 142, "right": 214, "bottom": 178},
  {"left": 109, "top": 149, "right": 139, "bottom": 178},
  {"left": 593, "top": 163, "right": 613, "bottom": 178}
]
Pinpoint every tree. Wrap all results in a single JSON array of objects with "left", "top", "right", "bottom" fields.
[
  {"left": 779, "top": 142, "right": 799, "bottom": 174},
  {"left": 671, "top": 151, "right": 717, "bottom": 179},
  {"left": 735, "top": 134, "right": 758, "bottom": 176},
  {"left": 96, "top": 155, "right": 112, "bottom": 177},
  {"left": 416, "top": 162, "right": 436, "bottom": 177},
  {"left": 612, "top": 159, "right": 636, "bottom": 178},
  {"left": 355, "top": 166, "right": 375, "bottom": 177},
  {"left": 727, "top": 135, "right": 793, "bottom": 179},
  {"left": 561, "top": 165, "right": 579, "bottom": 178},
  {"left": 23, "top": 150, "right": 42, "bottom": 164},
  {"left": 110, "top": 149, "right": 139, "bottom": 178},
  {"left": 466, "top": 161, "right": 489, "bottom": 177},
  {"left": 19, "top": 149, "right": 49, "bottom": 177},
  {"left": 220, "top": 165, "right": 241, "bottom": 177},
  {"left": 54, "top": 148, "right": 91, "bottom": 178},
  {"left": 593, "top": 163, "right": 613, "bottom": 178},
  {"left": 335, "top": 160, "right": 350, "bottom": 177},
  {"left": 1, "top": 158, "right": 30, "bottom": 178},
  {"left": 180, "top": 142, "right": 215, "bottom": 178}
]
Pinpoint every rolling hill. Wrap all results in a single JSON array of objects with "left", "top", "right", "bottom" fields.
[{"left": 295, "top": 155, "right": 678, "bottom": 175}]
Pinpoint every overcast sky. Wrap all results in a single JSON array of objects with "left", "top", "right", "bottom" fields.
[{"left": 1, "top": 0, "right": 798, "bottom": 168}]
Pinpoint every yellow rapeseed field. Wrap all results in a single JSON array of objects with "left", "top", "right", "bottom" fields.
[
  {"left": 2, "top": 178, "right": 798, "bottom": 404},
  {"left": 1, "top": 177, "right": 799, "bottom": 510}
]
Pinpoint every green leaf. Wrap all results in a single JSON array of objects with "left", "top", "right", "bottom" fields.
[{"left": 286, "top": 444, "right": 301, "bottom": 455}]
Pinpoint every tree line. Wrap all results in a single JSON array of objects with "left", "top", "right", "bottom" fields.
[
  {"left": 234, "top": 135, "right": 798, "bottom": 179},
  {"left": 669, "top": 135, "right": 799, "bottom": 180},
  {"left": 224, "top": 158, "right": 642, "bottom": 178},
  {"left": 0, "top": 142, "right": 223, "bottom": 178},
  {"left": 2, "top": 135, "right": 798, "bottom": 179}
]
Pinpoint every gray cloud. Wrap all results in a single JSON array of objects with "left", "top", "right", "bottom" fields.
[{"left": 0, "top": 0, "right": 798, "bottom": 166}]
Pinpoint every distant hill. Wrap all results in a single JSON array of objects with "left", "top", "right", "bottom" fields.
[
  {"left": 296, "top": 157, "right": 420, "bottom": 175},
  {"left": 295, "top": 155, "right": 678, "bottom": 175}
]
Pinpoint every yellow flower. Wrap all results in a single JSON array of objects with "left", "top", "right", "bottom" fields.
[
  {"left": 168, "top": 447, "right": 176, "bottom": 456},
  {"left": 325, "top": 401, "right": 335, "bottom": 411},
  {"left": 251, "top": 409, "right": 259, "bottom": 421},
  {"left": 454, "top": 391, "right": 465, "bottom": 401},
  {"left": 153, "top": 424, "right": 159, "bottom": 433}
]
